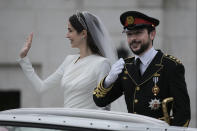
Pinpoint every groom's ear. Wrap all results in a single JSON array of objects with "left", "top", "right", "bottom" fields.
[{"left": 150, "top": 30, "right": 156, "bottom": 41}]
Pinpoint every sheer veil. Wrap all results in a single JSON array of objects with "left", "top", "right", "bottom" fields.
[{"left": 82, "top": 11, "right": 118, "bottom": 64}]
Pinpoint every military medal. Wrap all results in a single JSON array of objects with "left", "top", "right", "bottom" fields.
[
  {"left": 152, "top": 75, "right": 160, "bottom": 96},
  {"left": 149, "top": 98, "right": 161, "bottom": 110}
]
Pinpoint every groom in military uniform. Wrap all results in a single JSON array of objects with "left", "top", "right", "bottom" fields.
[{"left": 93, "top": 11, "right": 191, "bottom": 126}]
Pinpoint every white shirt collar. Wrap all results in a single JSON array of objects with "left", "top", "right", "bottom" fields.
[{"left": 135, "top": 47, "right": 158, "bottom": 65}]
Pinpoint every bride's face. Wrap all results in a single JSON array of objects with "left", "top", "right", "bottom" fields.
[{"left": 66, "top": 22, "right": 84, "bottom": 48}]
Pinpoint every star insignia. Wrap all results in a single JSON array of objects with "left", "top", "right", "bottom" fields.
[{"left": 149, "top": 98, "right": 161, "bottom": 110}]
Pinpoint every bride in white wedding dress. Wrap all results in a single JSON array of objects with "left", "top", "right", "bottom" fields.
[{"left": 17, "top": 11, "right": 117, "bottom": 109}]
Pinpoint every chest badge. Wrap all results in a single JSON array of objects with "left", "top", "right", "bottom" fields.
[
  {"left": 152, "top": 74, "right": 160, "bottom": 96},
  {"left": 149, "top": 98, "right": 161, "bottom": 110}
]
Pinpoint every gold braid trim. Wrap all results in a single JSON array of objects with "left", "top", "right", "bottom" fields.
[
  {"left": 183, "top": 120, "right": 190, "bottom": 127},
  {"left": 93, "top": 77, "right": 112, "bottom": 98}
]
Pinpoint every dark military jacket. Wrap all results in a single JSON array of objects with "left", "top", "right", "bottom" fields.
[{"left": 93, "top": 50, "right": 190, "bottom": 126}]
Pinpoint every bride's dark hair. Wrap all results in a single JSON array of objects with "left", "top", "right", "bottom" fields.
[
  {"left": 69, "top": 11, "right": 117, "bottom": 64},
  {"left": 69, "top": 13, "right": 102, "bottom": 56}
]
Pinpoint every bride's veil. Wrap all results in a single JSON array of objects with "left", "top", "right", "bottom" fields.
[{"left": 82, "top": 11, "right": 118, "bottom": 64}]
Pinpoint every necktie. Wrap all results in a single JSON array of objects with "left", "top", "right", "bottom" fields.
[{"left": 135, "top": 58, "right": 141, "bottom": 77}]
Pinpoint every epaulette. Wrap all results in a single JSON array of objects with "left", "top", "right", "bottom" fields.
[
  {"left": 164, "top": 54, "right": 182, "bottom": 65},
  {"left": 124, "top": 56, "right": 134, "bottom": 63}
]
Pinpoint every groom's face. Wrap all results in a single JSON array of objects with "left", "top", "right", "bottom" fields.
[{"left": 126, "top": 28, "right": 154, "bottom": 56}]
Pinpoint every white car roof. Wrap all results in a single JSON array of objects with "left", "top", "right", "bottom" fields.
[{"left": 0, "top": 108, "right": 196, "bottom": 131}]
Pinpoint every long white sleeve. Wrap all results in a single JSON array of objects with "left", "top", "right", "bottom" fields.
[
  {"left": 96, "top": 59, "right": 111, "bottom": 85},
  {"left": 17, "top": 57, "right": 66, "bottom": 92}
]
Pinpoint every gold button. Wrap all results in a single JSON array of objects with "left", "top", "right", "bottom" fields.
[
  {"left": 136, "top": 86, "right": 140, "bottom": 91},
  {"left": 123, "top": 76, "right": 127, "bottom": 80},
  {"left": 124, "top": 71, "right": 128, "bottom": 74},
  {"left": 134, "top": 99, "right": 138, "bottom": 103}
]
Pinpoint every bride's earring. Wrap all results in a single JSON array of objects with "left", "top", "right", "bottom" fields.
[{"left": 81, "top": 37, "right": 85, "bottom": 40}]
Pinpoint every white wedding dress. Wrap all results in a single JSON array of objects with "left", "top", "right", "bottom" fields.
[{"left": 18, "top": 54, "right": 111, "bottom": 109}]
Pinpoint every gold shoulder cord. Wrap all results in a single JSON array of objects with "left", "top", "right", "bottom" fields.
[{"left": 164, "top": 54, "right": 182, "bottom": 65}]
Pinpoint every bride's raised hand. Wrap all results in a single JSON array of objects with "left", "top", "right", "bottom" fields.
[{"left": 20, "top": 32, "right": 33, "bottom": 58}]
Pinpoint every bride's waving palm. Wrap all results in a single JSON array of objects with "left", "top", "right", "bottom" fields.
[{"left": 20, "top": 32, "right": 33, "bottom": 58}]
